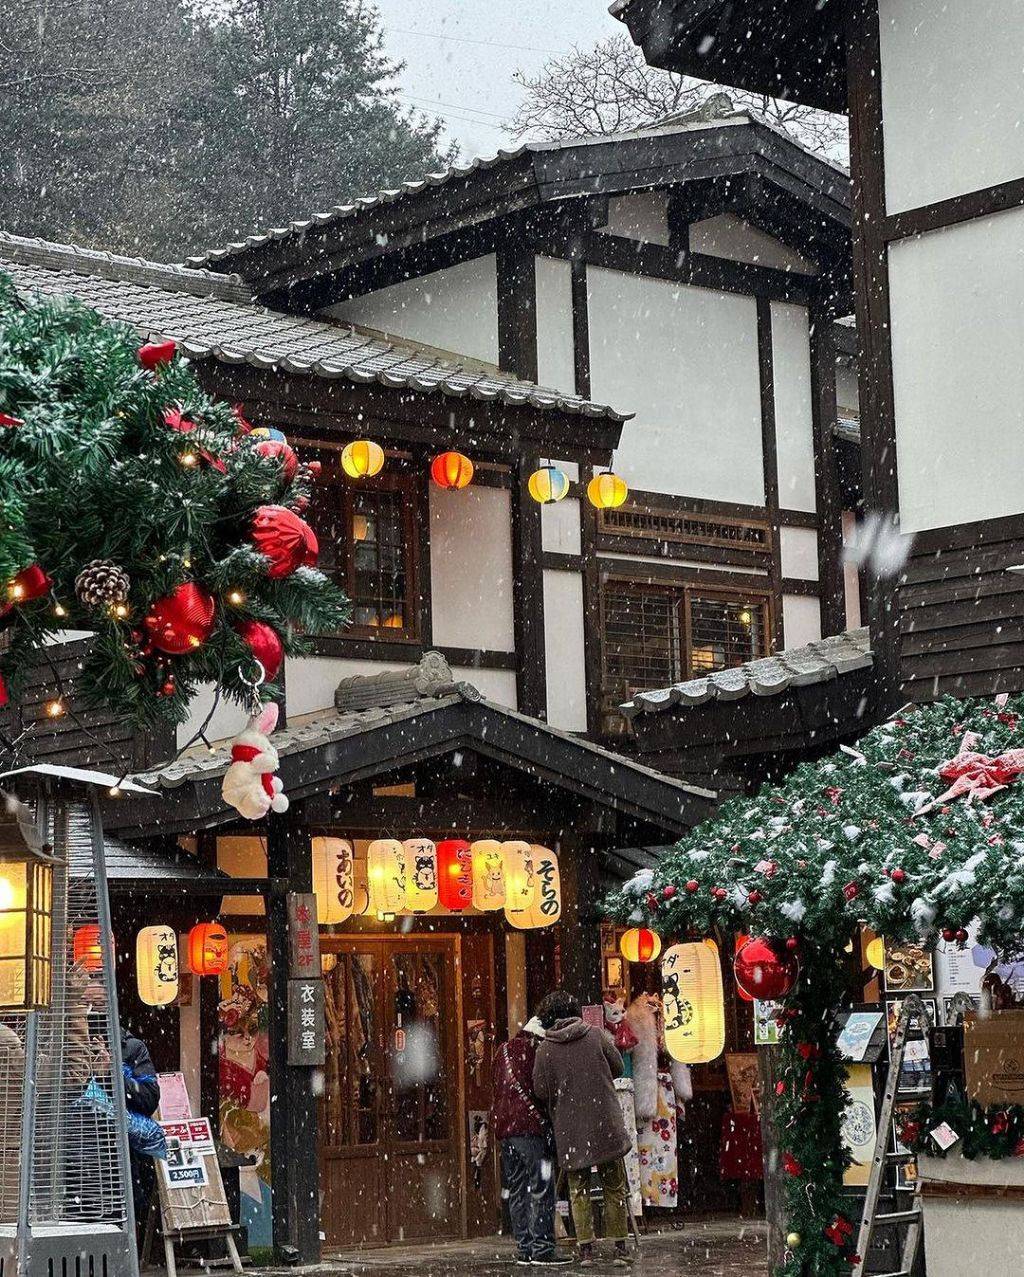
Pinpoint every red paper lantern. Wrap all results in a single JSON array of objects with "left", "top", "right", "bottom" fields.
[
  {"left": 7, "top": 564, "right": 53, "bottom": 604},
  {"left": 437, "top": 839, "right": 473, "bottom": 911},
  {"left": 73, "top": 924, "right": 106, "bottom": 973},
  {"left": 145, "top": 583, "right": 216, "bottom": 655},
  {"left": 235, "top": 619, "right": 284, "bottom": 681},
  {"left": 255, "top": 439, "right": 299, "bottom": 482},
  {"left": 187, "top": 922, "right": 229, "bottom": 976},
  {"left": 430, "top": 451, "right": 474, "bottom": 490},
  {"left": 733, "top": 936, "right": 799, "bottom": 1001},
  {"left": 250, "top": 505, "right": 319, "bottom": 578},
  {"left": 138, "top": 340, "right": 177, "bottom": 370}
]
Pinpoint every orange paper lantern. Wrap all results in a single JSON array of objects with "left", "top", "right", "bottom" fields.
[
  {"left": 430, "top": 451, "right": 474, "bottom": 490},
  {"left": 73, "top": 923, "right": 106, "bottom": 973},
  {"left": 187, "top": 922, "right": 229, "bottom": 976},
  {"left": 620, "top": 927, "right": 662, "bottom": 963}
]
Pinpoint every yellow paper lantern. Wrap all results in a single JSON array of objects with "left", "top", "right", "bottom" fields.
[
  {"left": 620, "top": 927, "right": 662, "bottom": 963},
  {"left": 662, "top": 940, "right": 726, "bottom": 1065},
  {"left": 501, "top": 841, "right": 535, "bottom": 914},
  {"left": 367, "top": 838, "right": 406, "bottom": 917},
  {"left": 865, "top": 936, "right": 885, "bottom": 971},
  {"left": 506, "top": 847, "right": 561, "bottom": 929},
  {"left": 0, "top": 804, "right": 53, "bottom": 1011},
  {"left": 403, "top": 838, "right": 438, "bottom": 913},
  {"left": 341, "top": 439, "right": 385, "bottom": 479},
  {"left": 586, "top": 471, "right": 629, "bottom": 510},
  {"left": 136, "top": 925, "right": 179, "bottom": 1007},
  {"left": 312, "top": 836, "right": 355, "bottom": 925},
  {"left": 471, "top": 839, "right": 506, "bottom": 911},
  {"left": 351, "top": 857, "right": 370, "bottom": 917},
  {"left": 527, "top": 465, "right": 570, "bottom": 504}
]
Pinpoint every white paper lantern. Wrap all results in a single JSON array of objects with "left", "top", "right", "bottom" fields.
[
  {"left": 311, "top": 836, "right": 355, "bottom": 924},
  {"left": 367, "top": 838, "right": 407, "bottom": 917},
  {"left": 501, "top": 841, "right": 535, "bottom": 914},
  {"left": 471, "top": 839, "right": 505, "bottom": 911},
  {"left": 403, "top": 838, "right": 438, "bottom": 913},
  {"left": 136, "top": 925, "right": 179, "bottom": 1007},
  {"left": 506, "top": 847, "right": 561, "bottom": 929},
  {"left": 662, "top": 940, "right": 725, "bottom": 1065}
]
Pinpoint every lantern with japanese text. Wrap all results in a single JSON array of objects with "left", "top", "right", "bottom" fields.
[
  {"left": 136, "top": 925, "right": 179, "bottom": 1006},
  {"left": 0, "top": 795, "right": 54, "bottom": 1010},
  {"left": 187, "top": 922, "right": 229, "bottom": 976},
  {"left": 505, "top": 847, "right": 561, "bottom": 929},
  {"left": 402, "top": 838, "right": 438, "bottom": 913},
  {"left": 437, "top": 839, "right": 473, "bottom": 911},
  {"left": 620, "top": 927, "right": 661, "bottom": 963},
  {"left": 471, "top": 839, "right": 505, "bottom": 911},
  {"left": 351, "top": 857, "right": 370, "bottom": 917},
  {"left": 368, "top": 839, "right": 407, "bottom": 917},
  {"left": 73, "top": 923, "right": 106, "bottom": 973},
  {"left": 501, "top": 841, "right": 535, "bottom": 915},
  {"left": 662, "top": 940, "right": 726, "bottom": 1065},
  {"left": 311, "top": 836, "right": 355, "bottom": 924}
]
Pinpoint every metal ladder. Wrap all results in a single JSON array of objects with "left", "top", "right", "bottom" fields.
[{"left": 851, "top": 993, "right": 931, "bottom": 1277}]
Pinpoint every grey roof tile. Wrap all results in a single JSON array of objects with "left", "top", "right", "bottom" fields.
[
  {"left": 622, "top": 626, "right": 873, "bottom": 719},
  {"left": 0, "top": 232, "right": 628, "bottom": 422}
]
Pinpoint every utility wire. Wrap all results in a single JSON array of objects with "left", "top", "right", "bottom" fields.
[{"left": 388, "top": 25, "right": 562, "bottom": 57}]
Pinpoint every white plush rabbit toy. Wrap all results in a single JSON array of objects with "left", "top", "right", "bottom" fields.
[{"left": 221, "top": 702, "right": 289, "bottom": 821}]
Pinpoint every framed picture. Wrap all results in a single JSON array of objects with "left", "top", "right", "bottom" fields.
[
  {"left": 896, "top": 1159, "right": 919, "bottom": 1191},
  {"left": 942, "top": 994, "right": 980, "bottom": 1025},
  {"left": 886, "top": 999, "right": 936, "bottom": 1093},
  {"left": 892, "top": 1100, "right": 920, "bottom": 1155},
  {"left": 605, "top": 956, "right": 625, "bottom": 990},
  {"left": 726, "top": 1052, "right": 760, "bottom": 1114},
  {"left": 883, "top": 943, "right": 934, "bottom": 994}
]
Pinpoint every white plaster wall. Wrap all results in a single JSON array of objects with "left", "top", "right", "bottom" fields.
[
  {"left": 779, "top": 526, "right": 819, "bottom": 581},
  {"left": 783, "top": 595, "right": 821, "bottom": 647},
  {"left": 177, "top": 686, "right": 249, "bottom": 749},
  {"left": 771, "top": 302, "right": 817, "bottom": 513},
  {"left": 587, "top": 266, "right": 764, "bottom": 503},
  {"left": 889, "top": 206, "right": 1024, "bottom": 534},
  {"left": 534, "top": 256, "right": 576, "bottom": 392},
  {"left": 836, "top": 364, "right": 860, "bottom": 417},
  {"left": 541, "top": 496, "right": 582, "bottom": 555},
  {"left": 689, "top": 213, "right": 819, "bottom": 275},
  {"left": 879, "top": 0, "right": 1024, "bottom": 214},
  {"left": 285, "top": 655, "right": 418, "bottom": 719},
  {"left": 178, "top": 990, "right": 201, "bottom": 1116},
  {"left": 430, "top": 484, "right": 516, "bottom": 651},
  {"left": 542, "top": 570, "right": 588, "bottom": 732},
  {"left": 325, "top": 256, "right": 499, "bottom": 365},
  {"left": 842, "top": 510, "right": 862, "bottom": 631},
  {"left": 599, "top": 191, "right": 671, "bottom": 245},
  {"left": 449, "top": 665, "right": 517, "bottom": 708}
]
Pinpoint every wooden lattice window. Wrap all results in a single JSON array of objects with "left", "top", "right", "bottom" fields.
[{"left": 600, "top": 579, "right": 771, "bottom": 731}]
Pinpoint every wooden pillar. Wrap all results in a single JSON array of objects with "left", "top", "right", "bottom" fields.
[
  {"left": 757, "top": 297, "right": 785, "bottom": 650},
  {"left": 557, "top": 832, "right": 603, "bottom": 1005},
  {"left": 266, "top": 818, "right": 321, "bottom": 1265},
  {"left": 810, "top": 302, "right": 847, "bottom": 637},
  {"left": 510, "top": 449, "right": 547, "bottom": 719}
]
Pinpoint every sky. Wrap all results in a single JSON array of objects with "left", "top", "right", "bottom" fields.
[{"left": 372, "top": 0, "right": 621, "bottom": 158}]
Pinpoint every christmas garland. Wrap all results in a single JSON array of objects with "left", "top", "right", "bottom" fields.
[
  {"left": 0, "top": 275, "right": 349, "bottom": 733},
  {"left": 603, "top": 692, "right": 1024, "bottom": 1275},
  {"left": 900, "top": 1097, "right": 1024, "bottom": 1161}
]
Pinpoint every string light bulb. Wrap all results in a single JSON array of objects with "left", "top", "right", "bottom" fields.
[
  {"left": 53, "top": 603, "right": 67, "bottom": 618},
  {"left": 179, "top": 450, "right": 199, "bottom": 468},
  {"left": 226, "top": 588, "right": 246, "bottom": 607},
  {"left": 45, "top": 698, "right": 65, "bottom": 719}
]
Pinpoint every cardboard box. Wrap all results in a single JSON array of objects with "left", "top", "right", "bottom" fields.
[{"left": 963, "top": 1010, "right": 1024, "bottom": 1106}]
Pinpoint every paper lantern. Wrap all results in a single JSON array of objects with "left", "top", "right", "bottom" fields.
[
  {"left": 586, "top": 471, "right": 628, "bottom": 510},
  {"left": 403, "top": 838, "right": 438, "bottom": 913},
  {"left": 471, "top": 839, "right": 505, "bottom": 911},
  {"left": 367, "top": 838, "right": 406, "bottom": 917},
  {"left": 351, "top": 856, "right": 370, "bottom": 917},
  {"left": 733, "top": 936, "right": 799, "bottom": 1001},
  {"left": 312, "top": 836, "right": 355, "bottom": 924},
  {"left": 527, "top": 465, "right": 570, "bottom": 504},
  {"left": 137, "top": 925, "right": 179, "bottom": 1006},
  {"left": 734, "top": 934, "right": 754, "bottom": 1002},
  {"left": 865, "top": 936, "right": 885, "bottom": 971},
  {"left": 662, "top": 940, "right": 726, "bottom": 1065},
  {"left": 144, "top": 582, "right": 216, "bottom": 654},
  {"left": 0, "top": 802, "right": 54, "bottom": 1010},
  {"left": 501, "top": 841, "right": 535, "bottom": 915},
  {"left": 73, "top": 923, "right": 106, "bottom": 973},
  {"left": 250, "top": 505, "right": 319, "bottom": 578},
  {"left": 254, "top": 438, "right": 298, "bottom": 482},
  {"left": 187, "top": 922, "right": 229, "bottom": 976},
  {"left": 341, "top": 439, "right": 385, "bottom": 479},
  {"left": 620, "top": 927, "right": 662, "bottom": 963},
  {"left": 431, "top": 451, "right": 474, "bottom": 490},
  {"left": 505, "top": 847, "right": 561, "bottom": 929},
  {"left": 437, "top": 839, "right": 473, "bottom": 911}
]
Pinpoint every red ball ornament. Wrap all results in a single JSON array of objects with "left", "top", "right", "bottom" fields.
[
  {"left": 235, "top": 619, "right": 284, "bottom": 681},
  {"left": 712, "top": 887, "right": 728, "bottom": 901},
  {"left": 733, "top": 937, "right": 800, "bottom": 1001},
  {"left": 785, "top": 937, "right": 799, "bottom": 952},
  {"left": 747, "top": 889, "right": 763, "bottom": 905},
  {"left": 942, "top": 927, "right": 956, "bottom": 942},
  {"left": 250, "top": 505, "right": 318, "bottom": 578},
  {"left": 955, "top": 928, "right": 969, "bottom": 943},
  {"left": 685, "top": 879, "right": 699, "bottom": 893},
  {"left": 255, "top": 438, "right": 299, "bottom": 482},
  {"left": 160, "top": 679, "right": 176, "bottom": 697},
  {"left": 891, "top": 868, "right": 906, "bottom": 884},
  {"left": 138, "top": 339, "right": 177, "bottom": 370},
  {"left": 782, "top": 1151, "right": 803, "bottom": 1177},
  {"left": 662, "top": 884, "right": 677, "bottom": 900},
  {"left": 144, "top": 583, "right": 216, "bottom": 655}
]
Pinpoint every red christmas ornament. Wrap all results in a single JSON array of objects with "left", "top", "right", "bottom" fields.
[
  {"left": 891, "top": 868, "right": 906, "bottom": 884},
  {"left": 0, "top": 411, "right": 23, "bottom": 427},
  {"left": 306, "top": 460, "right": 322, "bottom": 479},
  {"left": 733, "top": 937, "right": 800, "bottom": 1001},
  {"left": 824, "top": 1215, "right": 854, "bottom": 1248},
  {"left": 991, "top": 1111, "right": 1010, "bottom": 1136},
  {"left": 711, "top": 887, "right": 728, "bottom": 900},
  {"left": 250, "top": 505, "right": 318, "bottom": 578},
  {"left": 662, "top": 884, "right": 677, "bottom": 900},
  {"left": 235, "top": 619, "right": 284, "bottom": 681},
  {"left": 163, "top": 406, "right": 196, "bottom": 434},
  {"left": 842, "top": 881, "right": 860, "bottom": 902},
  {"left": 138, "top": 339, "right": 177, "bottom": 370},
  {"left": 160, "top": 679, "right": 177, "bottom": 697},
  {"left": 785, "top": 937, "right": 799, "bottom": 952},
  {"left": 942, "top": 927, "right": 956, "bottom": 942},
  {"left": 775, "top": 1081, "right": 786, "bottom": 1096},
  {"left": 782, "top": 1152, "right": 803, "bottom": 1176},
  {"left": 255, "top": 438, "right": 299, "bottom": 482},
  {"left": 144, "top": 583, "right": 216, "bottom": 655},
  {"left": 685, "top": 879, "right": 699, "bottom": 893},
  {"left": 955, "top": 928, "right": 969, "bottom": 943},
  {"left": 7, "top": 563, "right": 53, "bottom": 603},
  {"left": 747, "top": 889, "right": 763, "bottom": 905}
]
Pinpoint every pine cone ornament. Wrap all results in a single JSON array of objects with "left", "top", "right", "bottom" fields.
[{"left": 75, "top": 559, "right": 130, "bottom": 608}]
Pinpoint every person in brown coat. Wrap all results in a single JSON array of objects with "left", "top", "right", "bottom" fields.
[{"left": 532, "top": 991, "right": 632, "bottom": 1266}]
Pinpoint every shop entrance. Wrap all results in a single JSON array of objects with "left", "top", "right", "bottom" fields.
[{"left": 319, "top": 935, "right": 463, "bottom": 1250}]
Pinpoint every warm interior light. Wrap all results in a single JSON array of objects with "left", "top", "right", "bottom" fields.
[
  {"left": 0, "top": 874, "right": 16, "bottom": 911},
  {"left": 8, "top": 582, "right": 25, "bottom": 601},
  {"left": 739, "top": 609, "right": 753, "bottom": 626}
]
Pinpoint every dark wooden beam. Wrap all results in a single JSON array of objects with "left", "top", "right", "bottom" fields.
[
  {"left": 883, "top": 174, "right": 1024, "bottom": 243},
  {"left": 496, "top": 245, "right": 539, "bottom": 383},
  {"left": 757, "top": 296, "right": 785, "bottom": 649},
  {"left": 510, "top": 451, "right": 547, "bottom": 718},
  {"left": 809, "top": 303, "right": 847, "bottom": 635}
]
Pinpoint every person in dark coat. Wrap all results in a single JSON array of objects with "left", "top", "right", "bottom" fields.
[
  {"left": 532, "top": 991, "right": 631, "bottom": 1267},
  {"left": 492, "top": 1015, "right": 569, "bottom": 1266}
]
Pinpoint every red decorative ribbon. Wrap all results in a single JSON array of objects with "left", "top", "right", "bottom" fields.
[{"left": 918, "top": 731, "right": 1024, "bottom": 812}]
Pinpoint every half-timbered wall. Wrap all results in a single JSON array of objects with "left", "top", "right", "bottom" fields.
[{"left": 689, "top": 214, "right": 819, "bottom": 276}]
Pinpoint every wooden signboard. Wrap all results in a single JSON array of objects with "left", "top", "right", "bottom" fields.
[
  {"left": 287, "top": 891, "right": 321, "bottom": 978},
  {"left": 288, "top": 977, "right": 326, "bottom": 1065}
]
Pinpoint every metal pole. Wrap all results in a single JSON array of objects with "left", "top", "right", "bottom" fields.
[{"left": 88, "top": 790, "right": 139, "bottom": 1274}]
